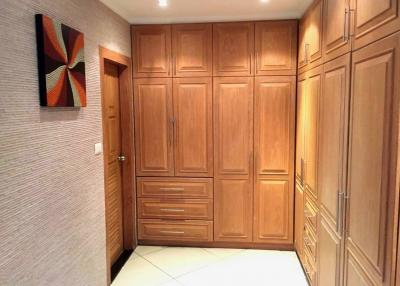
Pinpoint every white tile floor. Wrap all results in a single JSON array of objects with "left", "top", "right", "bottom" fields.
[{"left": 112, "top": 246, "right": 308, "bottom": 286}]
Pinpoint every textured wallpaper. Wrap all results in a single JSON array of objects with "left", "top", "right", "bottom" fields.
[{"left": 0, "top": 0, "right": 131, "bottom": 285}]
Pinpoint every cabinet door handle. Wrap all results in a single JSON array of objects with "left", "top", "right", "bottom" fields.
[
  {"left": 343, "top": 8, "right": 349, "bottom": 41},
  {"left": 160, "top": 187, "right": 184, "bottom": 191},
  {"left": 160, "top": 208, "right": 185, "bottom": 213},
  {"left": 301, "top": 158, "right": 305, "bottom": 185},
  {"left": 337, "top": 191, "right": 345, "bottom": 233},
  {"left": 159, "top": 230, "right": 185, "bottom": 235},
  {"left": 169, "top": 117, "right": 175, "bottom": 147}
]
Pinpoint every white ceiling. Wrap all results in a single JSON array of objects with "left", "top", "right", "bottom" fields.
[{"left": 100, "top": 0, "right": 313, "bottom": 24}]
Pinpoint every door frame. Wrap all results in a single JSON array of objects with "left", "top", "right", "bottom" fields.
[{"left": 99, "top": 46, "right": 136, "bottom": 284}]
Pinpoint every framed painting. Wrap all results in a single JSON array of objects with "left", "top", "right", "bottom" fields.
[{"left": 35, "top": 14, "right": 86, "bottom": 107}]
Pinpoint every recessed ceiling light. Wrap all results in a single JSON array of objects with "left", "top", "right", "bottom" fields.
[
  {"left": 158, "top": 0, "right": 168, "bottom": 7},
  {"left": 260, "top": 0, "right": 270, "bottom": 3}
]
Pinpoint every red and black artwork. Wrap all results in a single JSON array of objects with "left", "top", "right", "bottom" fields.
[{"left": 35, "top": 14, "right": 86, "bottom": 107}]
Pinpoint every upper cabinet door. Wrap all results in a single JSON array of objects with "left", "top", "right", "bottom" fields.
[
  {"left": 134, "top": 78, "right": 174, "bottom": 176},
  {"left": 255, "top": 76, "right": 296, "bottom": 176},
  {"left": 255, "top": 21, "right": 298, "bottom": 76},
  {"left": 132, "top": 25, "right": 171, "bottom": 78},
  {"left": 298, "top": 20, "right": 308, "bottom": 69},
  {"left": 214, "top": 77, "right": 254, "bottom": 178},
  {"left": 172, "top": 24, "right": 212, "bottom": 77},
  {"left": 344, "top": 32, "right": 400, "bottom": 286},
  {"left": 173, "top": 77, "right": 213, "bottom": 177},
  {"left": 323, "top": 0, "right": 351, "bottom": 62},
  {"left": 351, "top": 0, "right": 400, "bottom": 50},
  {"left": 213, "top": 23, "right": 255, "bottom": 76}
]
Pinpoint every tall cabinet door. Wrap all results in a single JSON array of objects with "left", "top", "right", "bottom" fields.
[
  {"left": 304, "top": 66, "right": 322, "bottom": 199},
  {"left": 318, "top": 54, "right": 350, "bottom": 286},
  {"left": 322, "top": 0, "right": 351, "bottom": 62},
  {"left": 213, "top": 23, "right": 254, "bottom": 76},
  {"left": 296, "top": 74, "right": 307, "bottom": 184},
  {"left": 253, "top": 76, "right": 296, "bottom": 244},
  {"left": 214, "top": 77, "right": 254, "bottom": 242},
  {"left": 132, "top": 25, "right": 171, "bottom": 78},
  {"left": 351, "top": 0, "right": 400, "bottom": 50},
  {"left": 134, "top": 78, "right": 174, "bottom": 176},
  {"left": 172, "top": 24, "right": 212, "bottom": 77},
  {"left": 173, "top": 77, "right": 213, "bottom": 177},
  {"left": 255, "top": 21, "right": 298, "bottom": 76},
  {"left": 344, "top": 32, "right": 400, "bottom": 286}
]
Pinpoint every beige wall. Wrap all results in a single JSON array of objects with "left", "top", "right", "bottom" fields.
[{"left": 0, "top": 0, "right": 131, "bottom": 285}]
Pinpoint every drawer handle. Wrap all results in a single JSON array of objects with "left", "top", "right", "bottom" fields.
[
  {"left": 159, "top": 230, "right": 185, "bottom": 235},
  {"left": 160, "top": 187, "right": 185, "bottom": 191},
  {"left": 160, "top": 208, "right": 185, "bottom": 213},
  {"left": 304, "top": 210, "right": 314, "bottom": 218}
]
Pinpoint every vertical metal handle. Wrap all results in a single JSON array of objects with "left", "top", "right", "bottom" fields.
[
  {"left": 337, "top": 191, "right": 345, "bottom": 233},
  {"left": 169, "top": 117, "right": 175, "bottom": 147},
  {"left": 343, "top": 8, "right": 349, "bottom": 41},
  {"left": 168, "top": 54, "right": 171, "bottom": 75}
]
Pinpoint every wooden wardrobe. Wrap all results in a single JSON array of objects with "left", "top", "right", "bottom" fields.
[{"left": 132, "top": 20, "right": 298, "bottom": 248}]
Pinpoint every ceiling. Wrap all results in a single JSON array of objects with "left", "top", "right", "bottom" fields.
[{"left": 100, "top": 0, "right": 313, "bottom": 24}]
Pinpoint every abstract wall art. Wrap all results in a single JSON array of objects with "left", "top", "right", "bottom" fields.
[{"left": 35, "top": 14, "right": 86, "bottom": 107}]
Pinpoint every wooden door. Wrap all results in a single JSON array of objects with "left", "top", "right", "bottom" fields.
[
  {"left": 255, "top": 21, "right": 298, "bottom": 76},
  {"left": 296, "top": 73, "right": 307, "bottom": 184},
  {"left": 323, "top": 0, "right": 351, "bottom": 62},
  {"left": 304, "top": 66, "right": 321, "bottom": 199},
  {"left": 173, "top": 77, "right": 213, "bottom": 177},
  {"left": 350, "top": 0, "right": 400, "bottom": 50},
  {"left": 295, "top": 183, "right": 305, "bottom": 259},
  {"left": 253, "top": 76, "right": 296, "bottom": 244},
  {"left": 172, "top": 24, "right": 212, "bottom": 77},
  {"left": 134, "top": 78, "right": 174, "bottom": 176},
  {"left": 254, "top": 76, "right": 296, "bottom": 177},
  {"left": 132, "top": 25, "right": 171, "bottom": 78},
  {"left": 214, "top": 77, "right": 253, "bottom": 242},
  {"left": 344, "top": 32, "right": 400, "bottom": 286},
  {"left": 213, "top": 22, "right": 254, "bottom": 76},
  {"left": 103, "top": 61, "right": 124, "bottom": 265},
  {"left": 318, "top": 54, "right": 350, "bottom": 286}
]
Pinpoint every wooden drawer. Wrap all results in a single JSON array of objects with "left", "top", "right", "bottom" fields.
[
  {"left": 138, "top": 219, "right": 213, "bottom": 242},
  {"left": 138, "top": 198, "right": 213, "bottom": 220},
  {"left": 303, "top": 247, "right": 317, "bottom": 285},
  {"left": 304, "top": 192, "right": 317, "bottom": 232},
  {"left": 304, "top": 224, "right": 317, "bottom": 261},
  {"left": 137, "top": 177, "right": 213, "bottom": 198}
]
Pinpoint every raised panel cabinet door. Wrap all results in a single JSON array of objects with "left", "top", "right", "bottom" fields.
[
  {"left": 255, "top": 21, "right": 298, "bottom": 76},
  {"left": 173, "top": 77, "right": 213, "bottom": 177},
  {"left": 254, "top": 180, "right": 293, "bottom": 244},
  {"left": 214, "top": 179, "right": 253, "bottom": 242},
  {"left": 304, "top": 66, "right": 322, "bottom": 198},
  {"left": 296, "top": 74, "right": 307, "bottom": 184},
  {"left": 298, "top": 20, "right": 307, "bottom": 69},
  {"left": 295, "top": 183, "right": 305, "bottom": 258},
  {"left": 134, "top": 78, "right": 174, "bottom": 176},
  {"left": 351, "top": 0, "right": 400, "bottom": 50},
  {"left": 132, "top": 25, "right": 171, "bottom": 78},
  {"left": 172, "top": 24, "right": 212, "bottom": 77},
  {"left": 255, "top": 76, "right": 296, "bottom": 176},
  {"left": 213, "top": 22, "right": 255, "bottom": 76},
  {"left": 214, "top": 77, "right": 254, "bottom": 178},
  {"left": 344, "top": 32, "right": 400, "bottom": 286},
  {"left": 323, "top": 0, "right": 351, "bottom": 62}
]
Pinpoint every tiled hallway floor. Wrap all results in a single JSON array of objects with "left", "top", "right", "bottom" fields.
[{"left": 112, "top": 246, "right": 308, "bottom": 286}]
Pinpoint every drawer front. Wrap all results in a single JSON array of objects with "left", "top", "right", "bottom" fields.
[
  {"left": 304, "top": 224, "right": 317, "bottom": 261},
  {"left": 138, "top": 199, "right": 213, "bottom": 220},
  {"left": 138, "top": 219, "right": 213, "bottom": 242},
  {"left": 304, "top": 193, "right": 317, "bottom": 232},
  {"left": 137, "top": 177, "right": 213, "bottom": 198},
  {"left": 303, "top": 247, "right": 316, "bottom": 285}
]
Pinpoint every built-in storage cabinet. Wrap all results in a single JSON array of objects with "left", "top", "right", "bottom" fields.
[
  {"left": 351, "top": 0, "right": 400, "bottom": 50},
  {"left": 255, "top": 21, "right": 298, "bottom": 76},
  {"left": 172, "top": 24, "right": 212, "bottom": 77},
  {"left": 213, "top": 77, "right": 253, "bottom": 242},
  {"left": 173, "top": 77, "right": 213, "bottom": 177},
  {"left": 132, "top": 25, "right": 171, "bottom": 78},
  {"left": 295, "top": 183, "right": 305, "bottom": 259},
  {"left": 317, "top": 53, "right": 350, "bottom": 286},
  {"left": 213, "top": 22, "right": 254, "bottom": 76},
  {"left": 322, "top": 0, "right": 351, "bottom": 62},
  {"left": 344, "top": 32, "right": 400, "bottom": 286},
  {"left": 253, "top": 76, "right": 295, "bottom": 244},
  {"left": 134, "top": 78, "right": 174, "bottom": 176},
  {"left": 299, "top": 0, "right": 323, "bottom": 72}
]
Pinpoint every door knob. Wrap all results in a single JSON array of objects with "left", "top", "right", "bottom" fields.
[{"left": 118, "top": 155, "right": 126, "bottom": 162}]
